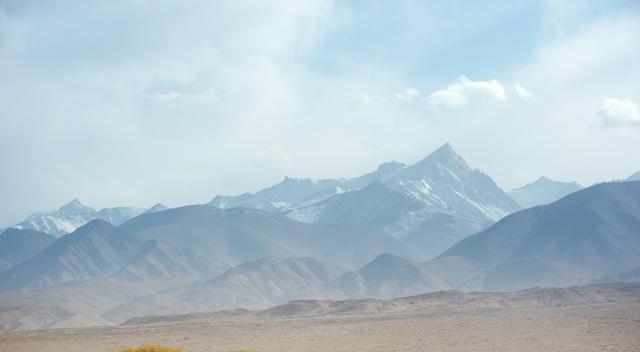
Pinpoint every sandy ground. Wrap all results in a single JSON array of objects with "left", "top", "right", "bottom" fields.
[{"left": 1, "top": 304, "right": 640, "bottom": 352}]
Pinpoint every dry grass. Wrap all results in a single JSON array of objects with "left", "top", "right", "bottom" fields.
[{"left": 120, "top": 344, "right": 184, "bottom": 352}]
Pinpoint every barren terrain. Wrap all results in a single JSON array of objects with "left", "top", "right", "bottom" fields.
[{"left": 2, "top": 284, "right": 639, "bottom": 352}]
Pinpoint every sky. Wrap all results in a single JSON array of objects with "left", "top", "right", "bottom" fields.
[{"left": 1, "top": 0, "right": 639, "bottom": 225}]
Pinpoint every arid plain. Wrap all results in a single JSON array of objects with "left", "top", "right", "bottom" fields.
[{"left": 2, "top": 284, "right": 639, "bottom": 352}]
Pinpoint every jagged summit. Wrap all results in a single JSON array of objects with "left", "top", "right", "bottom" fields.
[
  {"left": 56, "top": 198, "right": 95, "bottom": 217},
  {"left": 419, "top": 142, "right": 464, "bottom": 164}
]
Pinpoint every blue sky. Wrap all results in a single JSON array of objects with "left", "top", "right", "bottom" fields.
[
  {"left": 312, "top": 1, "right": 543, "bottom": 82},
  {"left": 0, "top": 0, "right": 639, "bottom": 225}
]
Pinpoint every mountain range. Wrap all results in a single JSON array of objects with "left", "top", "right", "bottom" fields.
[
  {"left": 0, "top": 204, "right": 419, "bottom": 291},
  {"left": 425, "top": 180, "right": 640, "bottom": 291},
  {"left": 0, "top": 144, "right": 638, "bottom": 331},
  {"left": 11, "top": 199, "right": 151, "bottom": 237},
  {"left": 7, "top": 144, "right": 520, "bottom": 260},
  {"left": 216, "top": 143, "right": 521, "bottom": 258}
]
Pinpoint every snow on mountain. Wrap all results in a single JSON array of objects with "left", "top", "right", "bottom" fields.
[
  {"left": 209, "top": 177, "right": 346, "bottom": 212},
  {"left": 287, "top": 143, "right": 520, "bottom": 259},
  {"left": 95, "top": 207, "right": 146, "bottom": 225},
  {"left": 12, "top": 199, "right": 146, "bottom": 237},
  {"left": 627, "top": 171, "right": 640, "bottom": 182},
  {"left": 508, "top": 176, "right": 583, "bottom": 208},
  {"left": 287, "top": 182, "right": 424, "bottom": 230},
  {"left": 344, "top": 161, "right": 407, "bottom": 189},
  {"left": 385, "top": 143, "right": 520, "bottom": 255},
  {"left": 209, "top": 160, "right": 408, "bottom": 213},
  {"left": 389, "top": 143, "right": 519, "bottom": 222}
]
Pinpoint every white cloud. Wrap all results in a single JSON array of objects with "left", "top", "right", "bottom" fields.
[
  {"left": 514, "top": 83, "right": 535, "bottom": 99},
  {"left": 426, "top": 76, "right": 506, "bottom": 108},
  {"left": 599, "top": 97, "right": 640, "bottom": 127},
  {"left": 395, "top": 87, "right": 420, "bottom": 101},
  {"left": 1, "top": 0, "right": 639, "bottom": 225}
]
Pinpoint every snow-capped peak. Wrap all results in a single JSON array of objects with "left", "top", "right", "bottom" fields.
[
  {"left": 412, "top": 143, "right": 467, "bottom": 170},
  {"left": 14, "top": 200, "right": 146, "bottom": 237}
]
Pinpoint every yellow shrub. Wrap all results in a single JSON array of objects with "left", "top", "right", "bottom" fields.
[{"left": 119, "top": 344, "right": 184, "bottom": 352}]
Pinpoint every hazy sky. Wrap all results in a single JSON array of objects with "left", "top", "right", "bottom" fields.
[{"left": 1, "top": 0, "right": 639, "bottom": 225}]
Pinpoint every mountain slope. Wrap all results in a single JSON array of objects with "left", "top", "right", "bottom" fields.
[
  {"left": 145, "top": 203, "right": 169, "bottom": 213},
  {"left": 114, "top": 239, "right": 223, "bottom": 281},
  {"left": 257, "top": 283, "right": 640, "bottom": 319},
  {"left": 0, "top": 279, "right": 181, "bottom": 331},
  {"left": 597, "top": 266, "right": 640, "bottom": 283},
  {"left": 12, "top": 199, "right": 96, "bottom": 237},
  {"left": 508, "top": 176, "right": 583, "bottom": 208},
  {"left": 344, "top": 161, "right": 407, "bottom": 189},
  {"left": 0, "top": 220, "right": 143, "bottom": 290},
  {"left": 209, "top": 161, "right": 409, "bottom": 213},
  {"left": 627, "top": 172, "right": 640, "bottom": 182},
  {"left": 332, "top": 253, "right": 449, "bottom": 299},
  {"left": 0, "top": 219, "right": 229, "bottom": 291},
  {"left": 104, "top": 254, "right": 449, "bottom": 321},
  {"left": 287, "top": 182, "right": 424, "bottom": 227},
  {"left": 425, "top": 181, "right": 640, "bottom": 291},
  {"left": 94, "top": 207, "right": 146, "bottom": 226},
  {"left": 178, "top": 257, "right": 348, "bottom": 308},
  {"left": 120, "top": 205, "right": 415, "bottom": 269},
  {"left": 388, "top": 143, "right": 520, "bottom": 223},
  {"left": 103, "top": 257, "right": 349, "bottom": 320},
  {"left": 0, "top": 229, "right": 56, "bottom": 271}
]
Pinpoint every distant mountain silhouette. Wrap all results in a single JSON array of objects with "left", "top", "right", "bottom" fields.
[
  {"left": 426, "top": 181, "right": 640, "bottom": 291},
  {"left": 508, "top": 176, "right": 583, "bottom": 208},
  {"left": 12, "top": 199, "right": 146, "bottom": 237}
]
